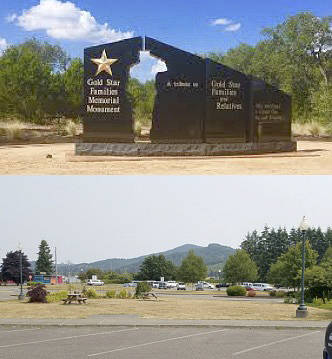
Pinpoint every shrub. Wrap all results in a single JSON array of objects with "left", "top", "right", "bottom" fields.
[
  {"left": 133, "top": 120, "right": 142, "bottom": 137},
  {"left": 0, "top": 121, "right": 25, "bottom": 140},
  {"left": 276, "top": 290, "right": 285, "bottom": 298},
  {"left": 82, "top": 287, "right": 97, "bottom": 298},
  {"left": 247, "top": 290, "right": 256, "bottom": 297},
  {"left": 135, "top": 282, "right": 152, "bottom": 298},
  {"left": 284, "top": 296, "right": 296, "bottom": 304},
  {"left": 46, "top": 290, "right": 68, "bottom": 303},
  {"left": 27, "top": 283, "right": 47, "bottom": 303},
  {"left": 117, "top": 289, "right": 128, "bottom": 299},
  {"left": 312, "top": 297, "right": 324, "bottom": 306},
  {"left": 226, "top": 285, "right": 246, "bottom": 296},
  {"left": 106, "top": 290, "right": 116, "bottom": 298},
  {"left": 269, "top": 290, "right": 277, "bottom": 297},
  {"left": 65, "top": 120, "right": 79, "bottom": 136}
]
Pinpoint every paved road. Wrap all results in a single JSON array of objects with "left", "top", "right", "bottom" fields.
[
  {"left": 0, "top": 325, "right": 324, "bottom": 358},
  {"left": 0, "top": 286, "right": 22, "bottom": 301}
]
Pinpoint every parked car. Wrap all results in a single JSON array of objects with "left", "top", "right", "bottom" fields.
[
  {"left": 252, "top": 283, "right": 274, "bottom": 291},
  {"left": 87, "top": 279, "right": 104, "bottom": 286},
  {"left": 216, "top": 283, "right": 229, "bottom": 288},
  {"left": 177, "top": 282, "right": 186, "bottom": 290},
  {"left": 195, "top": 282, "right": 204, "bottom": 291},
  {"left": 152, "top": 281, "right": 160, "bottom": 288},
  {"left": 122, "top": 282, "right": 137, "bottom": 287},
  {"left": 323, "top": 322, "right": 332, "bottom": 359},
  {"left": 241, "top": 282, "right": 253, "bottom": 288},
  {"left": 199, "top": 281, "right": 215, "bottom": 289},
  {"left": 158, "top": 282, "right": 168, "bottom": 289},
  {"left": 166, "top": 281, "right": 178, "bottom": 289}
]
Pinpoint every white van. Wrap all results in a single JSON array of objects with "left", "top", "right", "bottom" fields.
[{"left": 252, "top": 283, "right": 274, "bottom": 291}]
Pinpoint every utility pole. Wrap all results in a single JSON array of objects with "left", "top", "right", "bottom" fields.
[{"left": 55, "top": 247, "right": 58, "bottom": 285}]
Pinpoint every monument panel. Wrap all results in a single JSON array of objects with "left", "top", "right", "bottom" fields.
[
  {"left": 251, "top": 78, "right": 292, "bottom": 142},
  {"left": 205, "top": 59, "right": 250, "bottom": 143},
  {"left": 146, "top": 37, "right": 205, "bottom": 143},
  {"left": 83, "top": 37, "right": 142, "bottom": 143}
]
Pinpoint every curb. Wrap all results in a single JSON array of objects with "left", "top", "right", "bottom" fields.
[{"left": 0, "top": 322, "right": 328, "bottom": 330}]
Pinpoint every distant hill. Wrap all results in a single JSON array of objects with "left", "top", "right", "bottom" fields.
[{"left": 56, "top": 243, "right": 236, "bottom": 275}]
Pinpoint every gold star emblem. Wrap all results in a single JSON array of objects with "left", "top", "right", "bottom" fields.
[{"left": 91, "top": 49, "right": 118, "bottom": 76}]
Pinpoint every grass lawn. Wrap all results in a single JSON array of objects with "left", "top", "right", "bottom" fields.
[
  {"left": 0, "top": 297, "right": 331, "bottom": 321},
  {"left": 308, "top": 300, "right": 332, "bottom": 311}
]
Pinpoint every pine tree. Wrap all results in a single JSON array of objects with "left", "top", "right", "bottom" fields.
[
  {"left": 1, "top": 251, "right": 32, "bottom": 284},
  {"left": 35, "top": 240, "right": 54, "bottom": 274}
]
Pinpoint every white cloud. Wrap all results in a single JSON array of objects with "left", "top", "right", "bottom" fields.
[
  {"left": 6, "top": 14, "right": 17, "bottom": 23},
  {"left": 8, "top": 0, "right": 133, "bottom": 43},
  {"left": 211, "top": 18, "right": 232, "bottom": 26},
  {"left": 151, "top": 59, "right": 167, "bottom": 75},
  {"left": 225, "top": 23, "right": 241, "bottom": 32},
  {"left": 0, "top": 37, "right": 8, "bottom": 54}
]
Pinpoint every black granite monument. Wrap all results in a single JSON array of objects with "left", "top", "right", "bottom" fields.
[
  {"left": 145, "top": 37, "right": 206, "bottom": 143},
  {"left": 78, "top": 36, "right": 295, "bottom": 156},
  {"left": 83, "top": 37, "right": 142, "bottom": 142}
]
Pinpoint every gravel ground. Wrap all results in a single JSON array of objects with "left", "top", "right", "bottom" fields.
[{"left": 0, "top": 140, "right": 331, "bottom": 174}]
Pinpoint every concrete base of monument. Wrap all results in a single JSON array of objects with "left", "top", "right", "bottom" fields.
[{"left": 75, "top": 141, "right": 297, "bottom": 156}]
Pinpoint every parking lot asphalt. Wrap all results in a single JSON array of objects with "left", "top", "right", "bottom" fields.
[{"left": 0, "top": 325, "right": 324, "bottom": 359}]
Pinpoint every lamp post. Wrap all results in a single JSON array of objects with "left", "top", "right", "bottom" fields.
[
  {"left": 296, "top": 216, "right": 309, "bottom": 318},
  {"left": 18, "top": 243, "right": 25, "bottom": 301},
  {"left": 218, "top": 270, "right": 221, "bottom": 291}
]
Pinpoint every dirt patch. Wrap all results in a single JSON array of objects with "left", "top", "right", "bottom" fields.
[{"left": 0, "top": 140, "right": 331, "bottom": 174}]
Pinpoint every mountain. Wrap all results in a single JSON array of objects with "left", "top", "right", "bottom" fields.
[{"left": 56, "top": 243, "right": 236, "bottom": 275}]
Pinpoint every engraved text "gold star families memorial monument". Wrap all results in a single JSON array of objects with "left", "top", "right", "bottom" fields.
[{"left": 91, "top": 50, "right": 118, "bottom": 76}]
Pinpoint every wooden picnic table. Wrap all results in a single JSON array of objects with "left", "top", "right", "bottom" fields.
[{"left": 62, "top": 293, "right": 87, "bottom": 304}]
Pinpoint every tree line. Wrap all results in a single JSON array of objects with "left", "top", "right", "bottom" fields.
[
  {"left": 0, "top": 12, "right": 330, "bottom": 126},
  {"left": 205, "top": 12, "right": 332, "bottom": 124},
  {"left": 0, "top": 240, "right": 54, "bottom": 284},
  {"left": 80, "top": 250, "right": 208, "bottom": 285},
  {"left": 241, "top": 226, "right": 332, "bottom": 281}
]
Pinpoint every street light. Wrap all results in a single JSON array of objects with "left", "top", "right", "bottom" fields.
[
  {"left": 18, "top": 243, "right": 25, "bottom": 301},
  {"left": 296, "top": 216, "right": 309, "bottom": 318}
]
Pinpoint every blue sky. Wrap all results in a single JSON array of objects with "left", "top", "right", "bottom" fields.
[{"left": 0, "top": 0, "right": 330, "bottom": 82}]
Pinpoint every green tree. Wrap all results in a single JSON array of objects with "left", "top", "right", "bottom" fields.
[
  {"left": 137, "top": 255, "right": 176, "bottom": 281},
  {"left": 35, "top": 240, "right": 54, "bottom": 274},
  {"left": 1, "top": 251, "right": 32, "bottom": 284},
  {"left": 223, "top": 249, "right": 258, "bottom": 284},
  {"left": 177, "top": 250, "right": 207, "bottom": 285},
  {"left": 63, "top": 58, "right": 84, "bottom": 117},
  {"left": 18, "top": 38, "right": 70, "bottom": 72},
  {"left": 268, "top": 241, "right": 318, "bottom": 289},
  {"left": 222, "top": 43, "right": 256, "bottom": 74},
  {"left": 78, "top": 268, "right": 104, "bottom": 281},
  {"left": 0, "top": 46, "right": 52, "bottom": 122}
]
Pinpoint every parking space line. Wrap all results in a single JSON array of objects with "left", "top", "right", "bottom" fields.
[
  {"left": 0, "top": 328, "right": 40, "bottom": 334},
  {"left": 88, "top": 328, "right": 229, "bottom": 357},
  {"left": 232, "top": 330, "right": 321, "bottom": 356},
  {"left": 0, "top": 327, "right": 138, "bottom": 348}
]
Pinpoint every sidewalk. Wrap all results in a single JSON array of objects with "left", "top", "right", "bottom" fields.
[{"left": 0, "top": 315, "right": 329, "bottom": 329}]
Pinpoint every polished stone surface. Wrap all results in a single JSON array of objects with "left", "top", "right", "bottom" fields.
[
  {"left": 146, "top": 37, "right": 206, "bottom": 143},
  {"left": 83, "top": 37, "right": 142, "bottom": 143}
]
